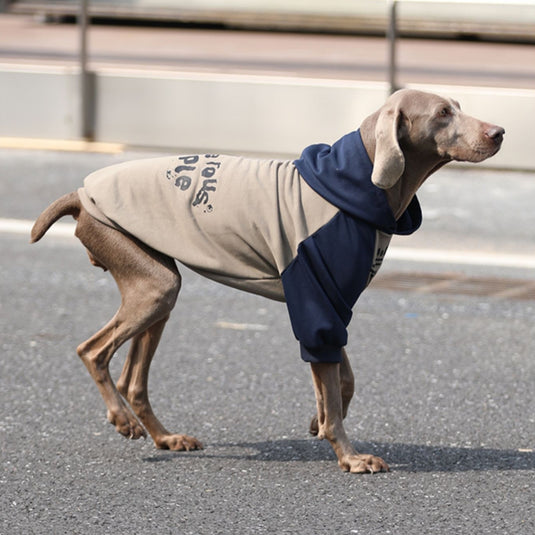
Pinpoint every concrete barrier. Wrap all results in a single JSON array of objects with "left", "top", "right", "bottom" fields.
[
  {"left": 94, "top": 70, "right": 388, "bottom": 155},
  {"left": 1, "top": 64, "right": 533, "bottom": 169},
  {"left": 0, "top": 64, "right": 80, "bottom": 140}
]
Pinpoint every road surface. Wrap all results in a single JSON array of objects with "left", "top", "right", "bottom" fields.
[{"left": 1, "top": 148, "right": 534, "bottom": 534}]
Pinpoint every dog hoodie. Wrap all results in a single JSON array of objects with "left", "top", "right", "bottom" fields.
[{"left": 78, "top": 130, "right": 421, "bottom": 364}]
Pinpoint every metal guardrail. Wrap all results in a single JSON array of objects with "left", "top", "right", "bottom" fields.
[
  {"left": 73, "top": 0, "right": 535, "bottom": 136},
  {"left": 387, "top": 0, "right": 535, "bottom": 93}
]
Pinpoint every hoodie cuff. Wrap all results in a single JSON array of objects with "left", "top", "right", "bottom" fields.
[{"left": 300, "top": 343, "right": 343, "bottom": 363}]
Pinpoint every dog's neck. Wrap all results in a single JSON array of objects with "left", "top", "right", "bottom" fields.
[
  {"left": 384, "top": 152, "right": 448, "bottom": 219},
  {"left": 360, "top": 114, "right": 447, "bottom": 220}
]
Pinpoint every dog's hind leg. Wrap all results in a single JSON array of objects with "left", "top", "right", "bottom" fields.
[
  {"left": 116, "top": 317, "right": 203, "bottom": 451},
  {"left": 76, "top": 306, "right": 149, "bottom": 440},
  {"left": 73, "top": 209, "right": 184, "bottom": 443}
]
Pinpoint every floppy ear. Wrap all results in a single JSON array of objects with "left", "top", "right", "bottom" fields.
[{"left": 371, "top": 104, "right": 405, "bottom": 189}]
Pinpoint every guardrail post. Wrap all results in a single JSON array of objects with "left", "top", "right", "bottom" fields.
[
  {"left": 79, "top": 0, "right": 95, "bottom": 140},
  {"left": 387, "top": 0, "right": 399, "bottom": 94}
]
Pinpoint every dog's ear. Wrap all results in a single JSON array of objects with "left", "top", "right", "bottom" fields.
[{"left": 371, "top": 104, "right": 405, "bottom": 189}]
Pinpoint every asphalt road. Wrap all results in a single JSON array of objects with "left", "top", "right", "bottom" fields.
[{"left": 1, "top": 149, "right": 534, "bottom": 534}]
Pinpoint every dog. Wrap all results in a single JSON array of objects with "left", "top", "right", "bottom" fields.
[{"left": 31, "top": 89, "right": 504, "bottom": 473}]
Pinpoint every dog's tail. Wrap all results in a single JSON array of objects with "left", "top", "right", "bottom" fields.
[{"left": 30, "top": 191, "right": 81, "bottom": 243}]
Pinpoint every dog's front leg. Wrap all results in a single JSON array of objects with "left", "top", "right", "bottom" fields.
[
  {"left": 309, "top": 348, "right": 354, "bottom": 435},
  {"left": 310, "top": 362, "right": 389, "bottom": 473}
]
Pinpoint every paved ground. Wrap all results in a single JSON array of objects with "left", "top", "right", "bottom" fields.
[
  {"left": 1, "top": 12, "right": 534, "bottom": 533},
  {"left": 0, "top": 13, "right": 534, "bottom": 88},
  {"left": 1, "top": 148, "right": 534, "bottom": 534}
]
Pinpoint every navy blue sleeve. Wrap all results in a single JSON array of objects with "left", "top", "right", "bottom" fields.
[{"left": 281, "top": 213, "right": 376, "bottom": 363}]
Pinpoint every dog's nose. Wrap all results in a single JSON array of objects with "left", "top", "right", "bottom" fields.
[{"left": 486, "top": 125, "right": 505, "bottom": 144}]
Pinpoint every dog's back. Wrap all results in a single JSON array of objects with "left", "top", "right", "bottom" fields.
[{"left": 78, "top": 154, "right": 338, "bottom": 300}]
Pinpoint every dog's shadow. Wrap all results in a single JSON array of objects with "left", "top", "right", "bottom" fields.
[{"left": 143, "top": 438, "right": 534, "bottom": 473}]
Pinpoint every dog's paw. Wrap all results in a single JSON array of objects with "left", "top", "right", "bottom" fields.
[
  {"left": 156, "top": 434, "right": 204, "bottom": 451},
  {"left": 107, "top": 409, "right": 147, "bottom": 440},
  {"left": 339, "top": 454, "right": 390, "bottom": 474}
]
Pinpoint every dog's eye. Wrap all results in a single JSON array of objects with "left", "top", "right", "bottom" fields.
[{"left": 439, "top": 107, "right": 451, "bottom": 118}]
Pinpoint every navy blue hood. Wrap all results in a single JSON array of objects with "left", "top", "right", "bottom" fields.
[{"left": 294, "top": 129, "right": 421, "bottom": 235}]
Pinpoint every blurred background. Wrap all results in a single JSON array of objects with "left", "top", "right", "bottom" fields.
[
  {"left": 0, "top": 0, "right": 534, "bottom": 167},
  {"left": 5, "top": 0, "right": 535, "bottom": 39}
]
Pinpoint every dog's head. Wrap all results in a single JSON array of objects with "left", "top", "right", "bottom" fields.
[{"left": 369, "top": 89, "right": 505, "bottom": 189}]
